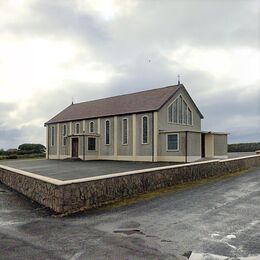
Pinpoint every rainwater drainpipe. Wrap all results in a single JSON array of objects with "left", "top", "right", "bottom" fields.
[
  {"left": 47, "top": 125, "right": 49, "bottom": 160},
  {"left": 83, "top": 133, "right": 85, "bottom": 161},
  {"left": 185, "top": 131, "right": 188, "bottom": 163},
  {"left": 152, "top": 113, "right": 154, "bottom": 162}
]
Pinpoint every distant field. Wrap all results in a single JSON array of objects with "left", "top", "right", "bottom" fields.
[
  {"left": 0, "top": 153, "right": 45, "bottom": 161},
  {"left": 228, "top": 142, "right": 260, "bottom": 152}
]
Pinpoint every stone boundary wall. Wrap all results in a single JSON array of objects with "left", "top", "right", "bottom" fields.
[{"left": 0, "top": 155, "right": 259, "bottom": 214}]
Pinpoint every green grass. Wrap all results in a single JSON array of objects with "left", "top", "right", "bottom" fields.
[{"left": 0, "top": 153, "right": 45, "bottom": 160}]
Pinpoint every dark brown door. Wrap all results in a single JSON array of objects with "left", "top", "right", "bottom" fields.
[
  {"left": 72, "top": 138, "right": 79, "bottom": 157},
  {"left": 201, "top": 133, "right": 205, "bottom": 158}
]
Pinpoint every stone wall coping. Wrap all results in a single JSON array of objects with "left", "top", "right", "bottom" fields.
[
  {"left": 1, "top": 154, "right": 259, "bottom": 187},
  {"left": 64, "top": 155, "right": 260, "bottom": 185},
  {"left": 60, "top": 159, "right": 222, "bottom": 185},
  {"left": 0, "top": 164, "right": 63, "bottom": 185}
]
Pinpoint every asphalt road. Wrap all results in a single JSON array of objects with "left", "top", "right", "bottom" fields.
[{"left": 0, "top": 167, "right": 259, "bottom": 260}]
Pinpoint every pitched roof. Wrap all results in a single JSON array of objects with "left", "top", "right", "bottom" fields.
[{"left": 45, "top": 84, "right": 202, "bottom": 125}]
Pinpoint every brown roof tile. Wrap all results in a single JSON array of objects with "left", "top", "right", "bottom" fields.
[{"left": 45, "top": 84, "right": 182, "bottom": 124}]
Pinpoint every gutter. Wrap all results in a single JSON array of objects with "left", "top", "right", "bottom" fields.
[{"left": 151, "top": 113, "right": 154, "bottom": 162}]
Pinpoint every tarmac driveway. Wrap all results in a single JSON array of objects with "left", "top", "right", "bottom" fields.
[
  {"left": 0, "top": 167, "right": 259, "bottom": 259},
  {"left": 0, "top": 159, "right": 176, "bottom": 181}
]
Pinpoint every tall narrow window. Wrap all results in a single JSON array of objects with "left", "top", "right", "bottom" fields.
[
  {"left": 183, "top": 101, "right": 188, "bottom": 125},
  {"left": 63, "top": 124, "right": 67, "bottom": 146},
  {"left": 122, "top": 118, "right": 128, "bottom": 145},
  {"left": 51, "top": 126, "right": 55, "bottom": 146},
  {"left": 173, "top": 100, "right": 178, "bottom": 123},
  {"left": 105, "top": 120, "right": 110, "bottom": 145},
  {"left": 75, "top": 123, "right": 80, "bottom": 134},
  {"left": 142, "top": 116, "right": 148, "bottom": 144},
  {"left": 167, "top": 134, "right": 179, "bottom": 151},
  {"left": 178, "top": 96, "right": 182, "bottom": 124},
  {"left": 89, "top": 121, "right": 95, "bottom": 133},
  {"left": 188, "top": 108, "right": 192, "bottom": 125},
  {"left": 168, "top": 105, "right": 172, "bottom": 122}
]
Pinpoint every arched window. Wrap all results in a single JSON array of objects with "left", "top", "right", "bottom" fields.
[
  {"left": 63, "top": 124, "right": 67, "bottom": 146},
  {"left": 168, "top": 95, "right": 193, "bottom": 125},
  {"left": 105, "top": 120, "right": 110, "bottom": 145},
  {"left": 51, "top": 126, "right": 55, "bottom": 146},
  {"left": 75, "top": 123, "right": 80, "bottom": 134},
  {"left": 142, "top": 116, "right": 149, "bottom": 144},
  {"left": 89, "top": 121, "right": 95, "bottom": 133},
  {"left": 122, "top": 118, "right": 128, "bottom": 145}
]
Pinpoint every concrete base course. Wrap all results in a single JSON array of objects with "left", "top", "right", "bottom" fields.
[{"left": 0, "top": 155, "right": 260, "bottom": 214}]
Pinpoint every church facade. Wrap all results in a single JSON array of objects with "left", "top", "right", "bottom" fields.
[{"left": 45, "top": 84, "right": 228, "bottom": 162}]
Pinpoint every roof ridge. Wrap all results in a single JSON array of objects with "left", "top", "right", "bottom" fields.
[{"left": 73, "top": 84, "right": 181, "bottom": 106}]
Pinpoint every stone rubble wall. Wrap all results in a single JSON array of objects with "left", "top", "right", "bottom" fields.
[
  {"left": 0, "top": 166, "right": 64, "bottom": 213},
  {"left": 0, "top": 155, "right": 259, "bottom": 214}
]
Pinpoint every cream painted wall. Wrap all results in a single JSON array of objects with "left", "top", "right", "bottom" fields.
[{"left": 214, "top": 134, "right": 228, "bottom": 156}]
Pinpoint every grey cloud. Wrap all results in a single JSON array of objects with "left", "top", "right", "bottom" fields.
[
  {"left": 0, "top": 128, "right": 22, "bottom": 149},
  {"left": 2, "top": 1, "right": 109, "bottom": 46},
  {"left": 0, "top": 125, "right": 45, "bottom": 150},
  {"left": 2, "top": 0, "right": 259, "bottom": 58},
  {"left": 0, "top": 0, "right": 259, "bottom": 148}
]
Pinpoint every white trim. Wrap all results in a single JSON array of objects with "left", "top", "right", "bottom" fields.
[
  {"left": 116, "top": 155, "right": 133, "bottom": 161},
  {"left": 69, "top": 122, "right": 72, "bottom": 135},
  {"left": 48, "top": 154, "right": 59, "bottom": 160},
  {"left": 212, "top": 155, "right": 228, "bottom": 159},
  {"left": 166, "top": 133, "right": 179, "bottom": 151},
  {"left": 0, "top": 164, "right": 63, "bottom": 185},
  {"left": 98, "top": 155, "right": 114, "bottom": 160},
  {"left": 57, "top": 124, "right": 60, "bottom": 159},
  {"left": 82, "top": 155, "right": 99, "bottom": 160},
  {"left": 2, "top": 156, "right": 259, "bottom": 188},
  {"left": 104, "top": 119, "right": 111, "bottom": 145},
  {"left": 132, "top": 114, "right": 136, "bottom": 159},
  {"left": 153, "top": 112, "right": 158, "bottom": 162},
  {"left": 187, "top": 156, "right": 201, "bottom": 162},
  {"left": 114, "top": 116, "right": 118, "bottom": 157},
  {"left": 83, "top": 120, "right": 86, "bottom": 133},
  {"left": 141, "top": 115, "right": 149, "bottom": 144},
  {"left": 89, "top": 121, "right": 95, "bottom": 133},
  {"left": 121, "top": 117, "right": 128, "bottom": 145},
  {"left": 97, "top": 118, "right": 101, "bottom": 156},
  {"left": 75, "top": 122, "right": 80, "bottom": 134},
  {"left": 87, "top": 137, "right": 97, "bottom": 151},
  {"left": 221, "top": 154, "right": 260, "bottom": 162},
  {"left": 51, "top": 126, "right": 55, "bottom": 147},
  {"left": 62, "top": 124, "right": 67, "bottom": 146},
  {"left": 95, "top": 155, "right": 153, "bottom": 161},
  {"left": 157, "top": 156, "right": 186, "bottom": 162},
  {"left": 46, "top": 126, "right": 49, "bottom": 159},
  {"left": 60, "top": 160, "right": 221, "bottom": 184},
  {"left": 135, "top": 155, "right": 152, "bottom": 161}
]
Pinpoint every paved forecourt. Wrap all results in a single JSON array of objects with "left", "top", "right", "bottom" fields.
[{"left": 0, "top": 159, "right": 176, "bottom": 181}]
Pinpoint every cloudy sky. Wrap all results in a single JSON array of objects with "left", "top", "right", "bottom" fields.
[{"left": 0, "top": 0, "right": 259, "bottom": 149}]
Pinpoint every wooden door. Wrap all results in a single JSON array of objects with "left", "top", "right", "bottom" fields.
[
  {"left": 72, "top": 138, "right": 79, "bottom": 157},
  {"left": 201, "top": 133, "right": 205, "bottom": 158}
]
